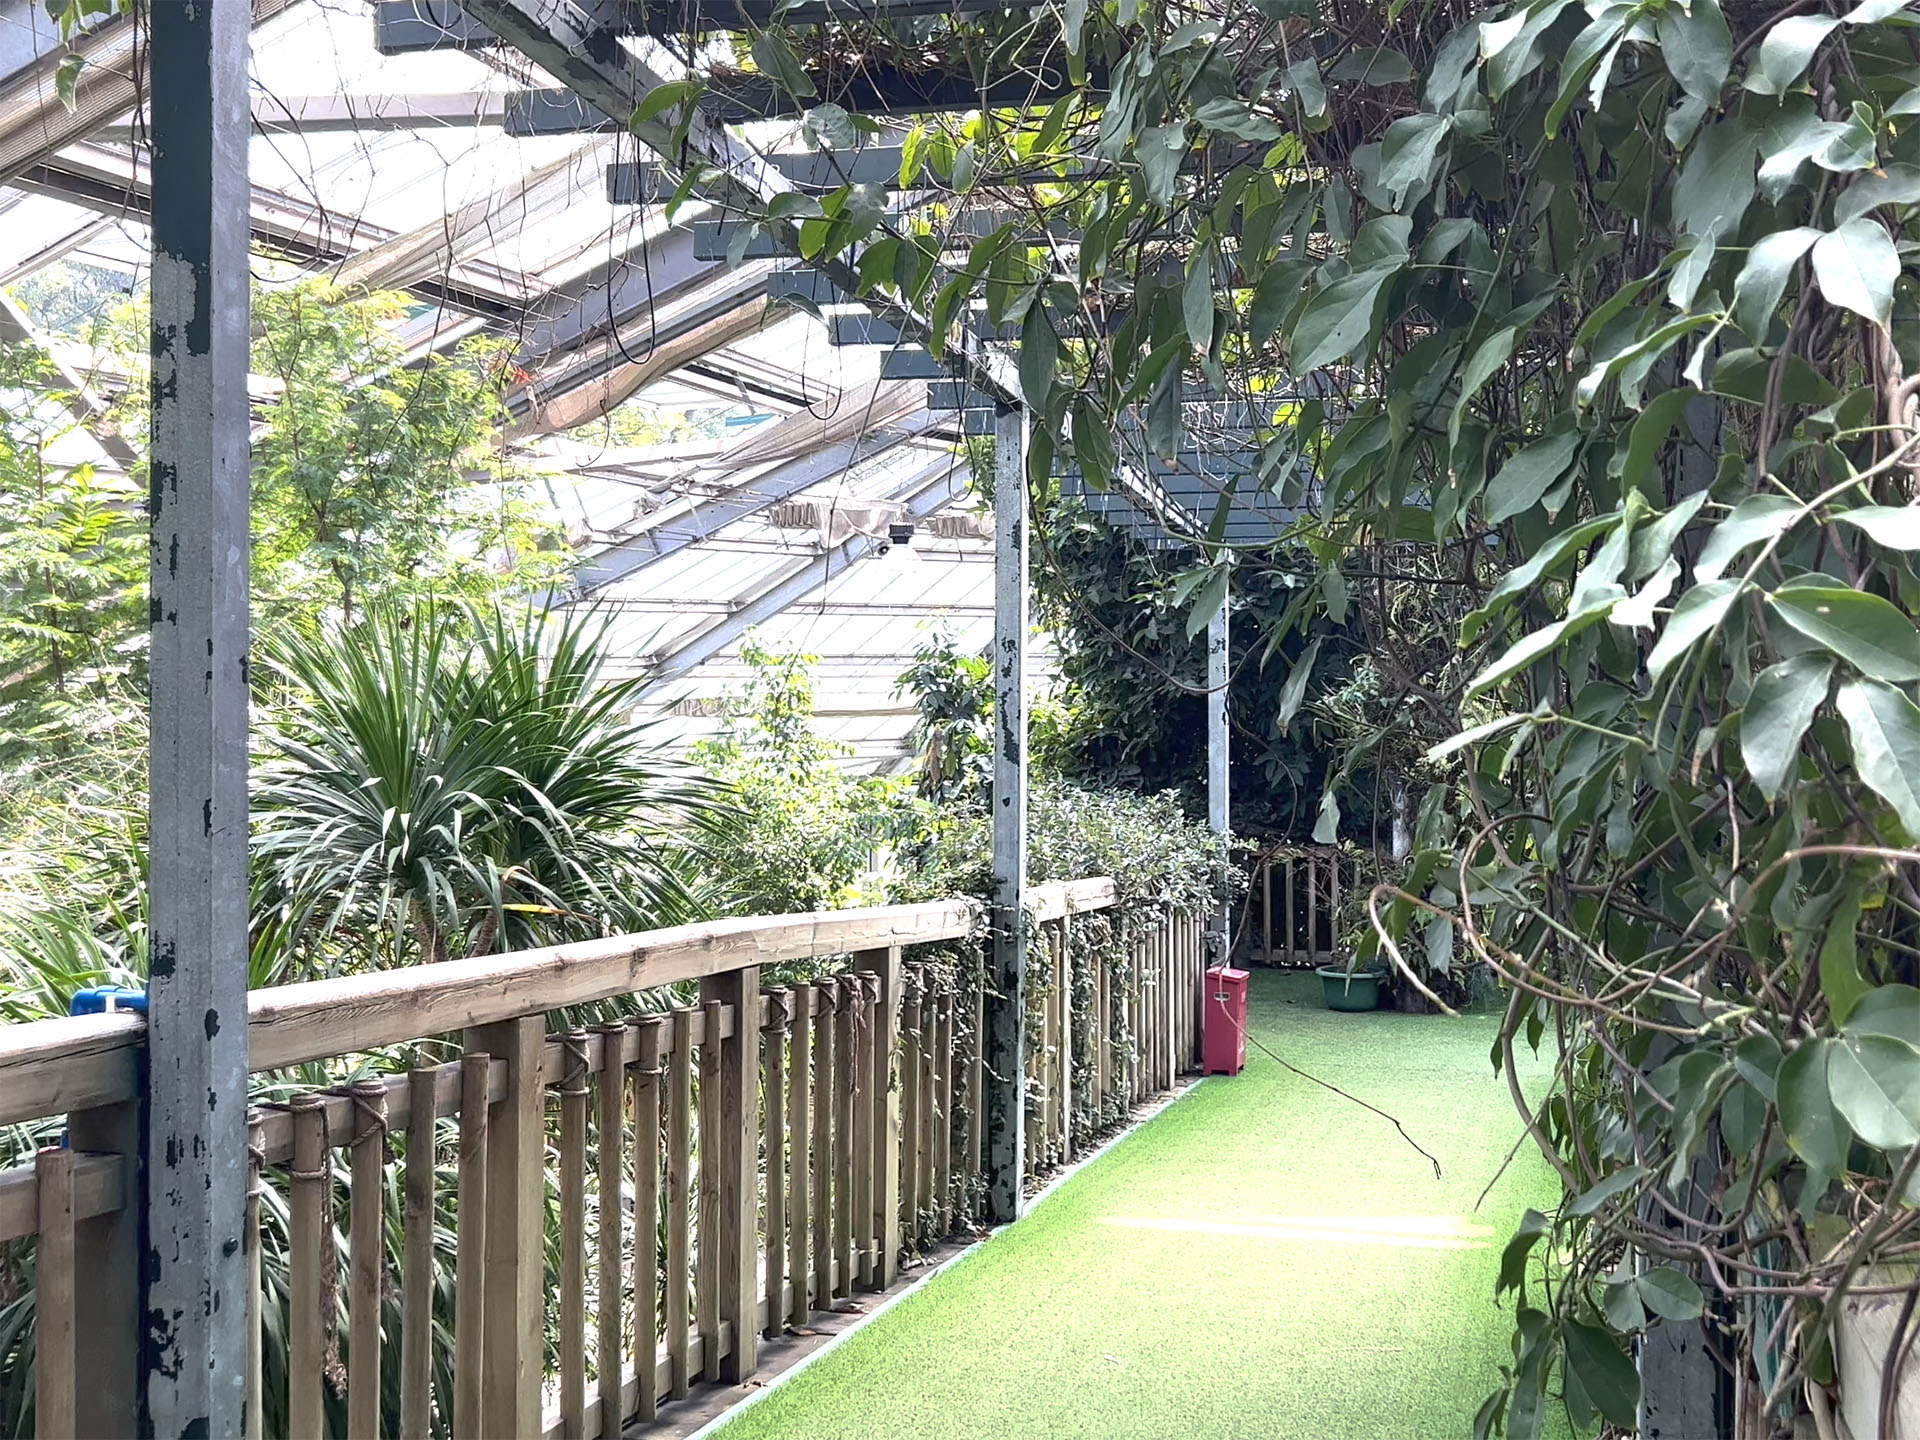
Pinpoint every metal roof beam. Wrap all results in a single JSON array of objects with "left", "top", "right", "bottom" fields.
[
  {"left": 572, "top": 415, "right": 946, "bottom": 594},
  {"left": 648, "top": 453, "right": 966, "bottom": 682},
  {"left": 0, "top": 0, "right": 304, "bottom": 187}
]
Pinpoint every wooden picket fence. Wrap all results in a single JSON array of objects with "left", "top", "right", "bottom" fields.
[
  {"left": 0, "top": 878, "right": 1206, "bottom": 1439},
  {"left": 1253, "top": 845, "right": 1353, "bottom": 965}
]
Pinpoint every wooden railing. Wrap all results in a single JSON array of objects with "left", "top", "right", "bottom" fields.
[
  {"left": 1253, "top": 845, "right": 1354, "bottom": 965},
  {"left": 0, "top": 877, "right": 1206, "bottom": 1439}
]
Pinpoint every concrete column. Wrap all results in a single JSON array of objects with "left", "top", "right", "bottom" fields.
[
  {"left": 1207, "top": 574, "right": 1231, "bottom": 944},
  {"left": 984, "top": 404, "right": 1029, "bottom": 1223},
  {"left": 145, "top": 0, "right": 253, "bottom": 1433}
]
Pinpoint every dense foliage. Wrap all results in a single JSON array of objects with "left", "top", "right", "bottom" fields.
[
  {"left": 690, "top": 640, "right": 913, "bottom": 913},
  {"left": 681, "top": 0, "right": 1920, "bottom": 1429}
]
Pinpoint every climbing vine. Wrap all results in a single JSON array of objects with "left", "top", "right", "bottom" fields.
[{"left": 677, "top": 0, "right": 1920, "bottom": 1428}]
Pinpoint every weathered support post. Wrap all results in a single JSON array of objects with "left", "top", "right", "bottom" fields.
[
  {"left": 700, "top": 967, "right": 760, "bottom": 1381},
  {"left": 855, "top": 947, "right": 902, "bottom": 1286},
  {"left": 985, "top": 403, "right": 1029, "bottom": 1224},
  {"left": 1206, "top": 571, "right": 1232, "bottom": 944},
  {"left": 146, "top": 0, "right": 253, "bottom": 1433}
]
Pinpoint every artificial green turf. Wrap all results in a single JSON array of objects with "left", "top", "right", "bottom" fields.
[{"left": 710, "top": 970, "right": 1566, "bottom": 1440}]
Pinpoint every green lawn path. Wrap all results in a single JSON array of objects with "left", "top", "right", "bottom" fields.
[{"left": 710, "top": 970, "right": 1568, "bottom": 1440}]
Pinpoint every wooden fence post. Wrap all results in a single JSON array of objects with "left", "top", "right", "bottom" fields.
[
  {"left": 700, "top": 965, "right": 760, "bottom": 1382},
  {"left": 65, "top": 1097, "right": 139, "bottom": 1437},
  {"left": 466, "top": 1015, "right": 544, "bottom": 1438},
  {"left": 855, "top": 947, "right": 901, "bottom": 1288},
  {"left": 34, "top": 1145, "right": 75, "bottom": 1440}
]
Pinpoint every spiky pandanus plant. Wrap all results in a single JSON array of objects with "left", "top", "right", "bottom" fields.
[{"left": 253, "top": 601, "right": 713, "bottom": 972}]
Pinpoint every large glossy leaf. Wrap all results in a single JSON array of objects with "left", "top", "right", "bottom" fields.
[
  {"left": 1637, "top": 1267, "right": 1706, "bottom": 1322},
  {"left": 1777, "top": 1037, "right": 1852, "bottom": 1175},
  {"left": 1274, "top": 637, "right": 1323, "bottom": 736},
  {"left": 1836, "top": 678, "right": 1920, "bottom": 838},
  {"left": 1291, "top": 266, "right": 1399, "bottom": 373},
  {"left": 1563, "top": 1320, "right": 1639, "bottom": 1428},
  {"left": 1566, "top": 1164, "right": 1647, "bottom": 1217},
  {"left": 1812, "top": 220, "right": 1900, "bottom": 327},
  {"left": 1647, "top": 579, "right": 1744, "bottom": 683},
  {"left": 1696, "top": 494, "right": 1801, "bottom": 582},
  {"left": 1848, "top": 985, "right": 1920, "bottom": 1046},
  {"left": 1827, "top": 1034, "right": 1920, "bottom": 1149},
  {"left": 1772, "top": 588, "right": 1920, "bottom": 682},
  {"left": 1730, "top": 227, "right": 1820, "bottom": 340},
  {"left": 1673, "top": 116, "right": 1755, "bottom": 236},
  {"left": 1658, "top": 0, "right": 1731, "bottom": 106},
  {"left": 1496, "top": 1209, "right": 1549, "bottom": 1297},
  {"left": 1746, "top": 15, "right": 1839, "bottom": 96},
  {"left": 1378, "top": 113, "right": 1451, "bottom": 207},
  {"left": 1485, "top": 427, "right": 1580, "bottom": 523},
  {"left": 1740, "top": 654, "right": 1832, "bottom": 801},
  {"left": 1833, "top": 505, "right": 1920, "bottom": 550}
]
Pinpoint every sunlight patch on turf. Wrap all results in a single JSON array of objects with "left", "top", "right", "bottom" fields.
[{"left": 1098, "top": 1213, "right": 1494, "bottom": 1250}]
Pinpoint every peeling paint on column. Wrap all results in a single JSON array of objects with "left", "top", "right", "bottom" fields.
[
  {"left": 144, "top": 1, "right": 252, "bottom": 1436},
  {"left": 985, "top": 405, "right": 1029, "bottom": 1224},
  {"left": 1207, "top": 586, "right": 1230, "bottom": 934}
]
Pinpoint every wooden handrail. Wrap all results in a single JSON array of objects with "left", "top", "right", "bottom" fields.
[{"left": 0, "top": 881, "right": 1116, "bottom": 1125}]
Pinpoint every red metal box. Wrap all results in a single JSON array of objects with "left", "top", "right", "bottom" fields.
[{"left": 1204, "top": 965, "right": 1248, "bottom": 1076}]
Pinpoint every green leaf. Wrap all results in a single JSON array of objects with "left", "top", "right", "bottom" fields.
[
  {"left": 1483, "top": 2, "right": 1575, "bottom": 99},
  {"left": 750, "top": 29, "right": 817, "bottom": 100},
  {"left": 1627, "top": 490, "right": 1709, "bottom": 582},
  {"left": 1827, "top": 1034, "right": 1920, "bottom": 1149},
  {"left": 1647, "top": 579, "right": 1745, "bottom": 683},
  {"left": 1746, "top": 15, "right": 1839, "bottom": 96},
  {"left": 1848, "top": 986, "right": 1920, "bottom": 1047},
  {"left": 1286, "top": 57, "right": 1327, "bottom": 118},
  {"left": 1485, "top": 427, "right": 1580, "bottom": 524},
  {"left": 1311, "top": 787, "right": 1341, "bottom": 844},
  {"left": 631, "top": 78, "right": 700, "bottom": 129},
  {"left": 1696, "top": 494, "right": 1801, "bottom": 582},
  {"left": 1496, "top": 1209, "right": 1550, "bottom": 1297},
  {"left": 1426, "top": 711, "right": 1535, "bottom": 762},
  {"left": 1658, "top": 0, "right": 1732, "bottom": 106},
  {"left": 1772, "top": 588, "right": 1920, "bottom": 683},
  {"left": 1328, "top": 46, "right": 1417, "bottom": 86},
  {"left": 1835, "top": 163, "right": 1920, "bottom": 225},
  {"left": 1291, "top": 266, "right": 1400, "bottom": 373},
  {"left": 1184, "top": 567, "right": 1228, "bottom": 641},
  {"left": 1819, "top": 887, "right": 1870, "bottom": 1025},
  {"left": 1567, "top": 1164, "right": 1647, "bottom": 1217},
  {"left": 1548, "top": 5, "right": 1633, "bottom": 134},
  {"left": 1378, "top": 113, "right": 1451, "bottom": 208},
  {"left": 1619, "top": 391, "right": 1697, "bottom": 499},
  {"left": 802, "top": 102, "right": 858, "bottom": 150},
  {"left": 1563, "top": 1320, "right": 1639, "bottom": 1428},
  {"left": 1741, "top": 654, "right": 1833, "bottom": 801},
  {"left": 1137, "top": 123, "right": 1189, "bottom": 208},
  {"left": 1836, "top": 677, "right": 1920, "bottom": 837},
  {"left": 899, "top": 125, "right": 929, "bottom": 188},
  {"left": 1019, "top": 303, "right": 1059, "bottom": 412},
  {"left": 1468, "top": 617, "right": 1574, "bottom": 698},
  {"left": 1730, "top": 226, "right": 1820, "bottom": 340},
  {"left": 1637, "top": 1267, "right": 1706, "bottom": 1322},
  {"left": 1275, "top": 637, "right": 1323, "bottom": 736},
  {"left": 1812, "top": 220, "right": 1900, "bottom": 327},
  {"left": 1184, "top": 248, "right": 1215, "bottom": 350},
  {"left": 1193, "top": 98, "right": 1284, "bottom": 143},
  {"left": 1778, "top": 1037, "right": 1852, "bottom": 1175},
  {"left": 1673, "top": 116, "right": 1756, "bottom": 237},
  {"left": 1820, "top": 514, "right": 1920, "bottom": 556},
  {"left": 1465, "top": 512, "right": 1619, "bottom": 643},
  {"left": 1450, "top": 326, "right": 1518, "bottom": 448}
]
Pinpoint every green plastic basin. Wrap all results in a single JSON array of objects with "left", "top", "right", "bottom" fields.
[{"left": 1317, "top": 965, "right": 1387, "bottom": 1012}]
